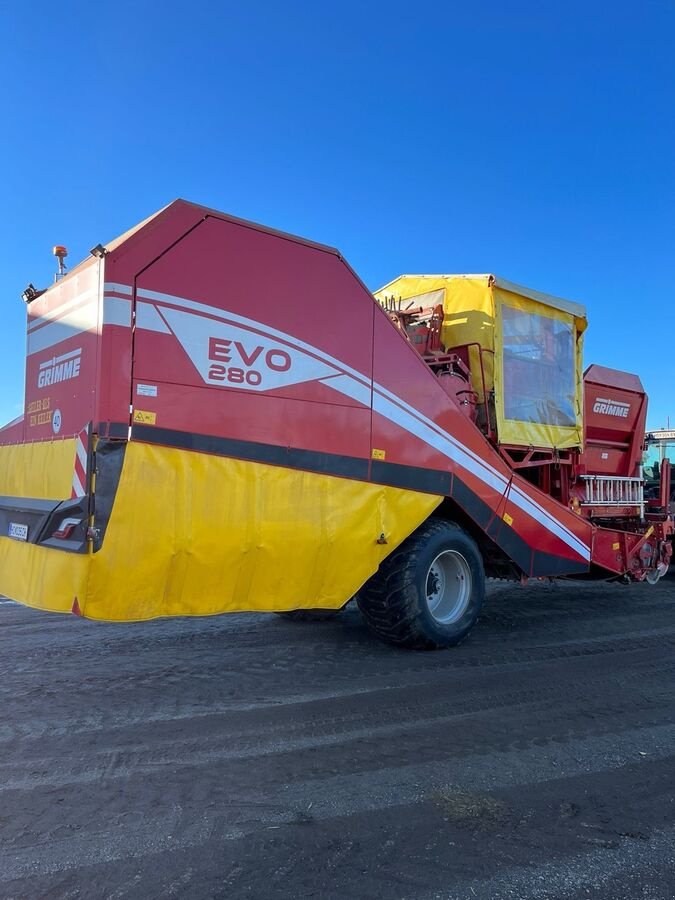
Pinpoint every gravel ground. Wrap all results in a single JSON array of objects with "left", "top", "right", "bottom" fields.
[{"left": 1, "top": 576, "right": 674, "bottom": 899}]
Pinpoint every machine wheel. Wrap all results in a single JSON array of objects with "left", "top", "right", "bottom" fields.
[
  {"left": 276, "top": 609, "right": 342, "bottom": 622},
  {"left": 357, "top": 518, "right": 485, "bottom": 650}
]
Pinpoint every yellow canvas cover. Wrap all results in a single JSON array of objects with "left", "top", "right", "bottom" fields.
[
  {"left": 0, "top": 440, "right": 441, "bottom": 620},
  {"left": 374, "top": 274, "right": 586, "bottom": 450}
]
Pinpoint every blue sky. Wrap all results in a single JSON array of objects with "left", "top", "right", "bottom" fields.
[{"left": 1, "top": 0, "right": 673, "bottom": 428}]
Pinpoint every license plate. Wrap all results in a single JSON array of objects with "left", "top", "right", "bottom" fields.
[{"left": 8, "top": 522, "right": 28, "bottom": 542}]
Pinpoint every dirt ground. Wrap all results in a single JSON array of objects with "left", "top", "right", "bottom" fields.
[{"left": 1, "top": 576, "right": 675, "bottom": 900}]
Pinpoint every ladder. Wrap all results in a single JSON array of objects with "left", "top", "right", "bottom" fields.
[{"left": 580, "top": 474, "right": 644, "bottom": 519}]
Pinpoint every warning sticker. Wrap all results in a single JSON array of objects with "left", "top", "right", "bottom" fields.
[
  {"left": 371, "top": 448, "right": 386, "bottom": 460},
  {"left": 502, "top": 512, "right": 514, "bottom": 527},
  {"left": 133, "top": 409, "right": 157, "bottom": 425}
]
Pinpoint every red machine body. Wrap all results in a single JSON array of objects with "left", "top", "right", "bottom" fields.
[
  {"left": 382, "top": 296, "right": 672, "bottom": 582},
  {"left": 0, "top": 199, "right": 670, "bottom": 600},
  {"left": 581, "top": 365, "right": 647, "bottom": 478}
]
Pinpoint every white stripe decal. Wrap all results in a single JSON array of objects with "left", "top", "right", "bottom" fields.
[
  {"left": 102, "top": 295, "right": 132, "bottom": 327},
  {"left": 26, "top": 288, "right": 131, "bottom": 354},
  {"left": 321, "top": 373, "right": 372, "bottom": 407},
  {"left": 508, "top": 481, "right": 590, "bottom": 560},
  {"left": 373, "top": 381, "right": 509, "bottom": 493},
  {"left": 102, "top": 296, "right": 171, "bottom": 333},
  {"left": 372, "top": 390, "right": 508, "bottom": 494},
  {"left": 76, "top": 439, "right": 88, "bottom": 472},
  {"left": 71, "top": 474, "right": 86, "bottom": 498},
  {"left": 27, "top": 314, "right": 97, "bottom": 356},
  {"left": 103, "top": 282, "right": 133, "bottom": 296},
  {"left": 137, "top": 287, "right": 373, "bottom": 390},
  {"left": 115, "top": 283, "right": 591, "bottom": 561},
  {"left": 71, "top": 427, "right": 89, "bottom": 499},
  {"left": 136, "top": 302, "right": 171, "bottom": 333},
  {"left": 27, "top": 288, "right": 97, "bottom": 333},
  {"left": 369, "top": 387, "right": 590, "bottom": 561},
  {"left": 38, "top": 348, "right": 82, "bottom": 370},
  {"left": 373, "top": 381, "right": 590, "bottom": 559},
  {"left": 137, "top": 286, "right": 518, "bottom": 497}
]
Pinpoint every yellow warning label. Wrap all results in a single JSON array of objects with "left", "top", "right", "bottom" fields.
[
  {"left": 371, "top": 448, "right": 386, "bottom": 460},
  {"left": 612, "top": 542, "right": 620, "bottom": 551},
  {"left": 133, "top": 409, "right": 157, "bottom": 425},
  {"left": 502, "top": 512, "right": 513, "bottom": 526}
]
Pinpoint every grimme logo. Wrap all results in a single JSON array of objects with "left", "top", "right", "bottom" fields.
[
  {"left": 38, "top": 348, "right": 82, "bottom": 388},
  {"left": 593, "top": 397, "right": 630, "bottom": 418},
  {"left": 207, "top": 337, "right": 292, "bottom": 386}
]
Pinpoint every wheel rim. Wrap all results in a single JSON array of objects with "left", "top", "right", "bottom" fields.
[{"left": 425, "top": 550, "right": 472, "bottom": 625}]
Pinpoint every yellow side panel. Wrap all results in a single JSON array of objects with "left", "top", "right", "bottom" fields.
[
  {"left": 493, "top": 286, "right": 587, "bottom": 331},
  {"left": 0, "top": 438, "right": 76, "bottom": 500},
  {"left": 493, "top": 287, "right": 584, "bottom": 449},
  {"left": 0, "top": 540, "right": 89, "bottom": 613},
  {"left": 0, "top": 439, "right": 88, "bottom": 613},
  {"left": 82, "top": 442, "right": 442, "bottom": 621},
  {"left": 375, "top": 275, "right": 452, "bottom": 307},
  {"left": 374, "top": 275, "right": 495, "bottom": 400},
  {"left": 440, "top": 277, "right": 495, "bottom": 400},
  {"left": 374, "top": 275, "right": 586, "bottom": 451}
]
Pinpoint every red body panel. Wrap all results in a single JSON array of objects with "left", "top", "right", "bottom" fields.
[
  {"left": 0, "top": 416, "right": 24, "bottom": 443},
  {"left": 106, "top": 203, "right": 594, "bottom": 575},
  {"left": 126, "top": 215, "right": 375, "bottom": 462},
  {"left": 581, "top": 365, "right": 647, "bottom": 477},
  {"left": 7, "top": 198, "right": 667, "bottom": 582},
  {"left": 21, "top": 258, "right": 101, "bottom": 442}
]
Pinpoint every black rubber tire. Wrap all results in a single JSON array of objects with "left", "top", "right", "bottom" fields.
[
  {"left": 275, "top": 609, "right": 342, "bottom": 622},
  {"left": 357, "top": 518, "right": 485, "bottom": 650}
]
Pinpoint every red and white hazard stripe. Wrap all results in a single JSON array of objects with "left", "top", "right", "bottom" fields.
[{"left": 71, "top": 425, "right": 90, "bottom": 499}]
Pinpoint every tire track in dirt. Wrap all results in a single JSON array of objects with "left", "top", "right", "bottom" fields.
[
  {"left": 1, "top": 722, "right": 674, "bottom": 884},
  {"left": 2, "top": 578, "right": 675, "bottom": 898}
]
